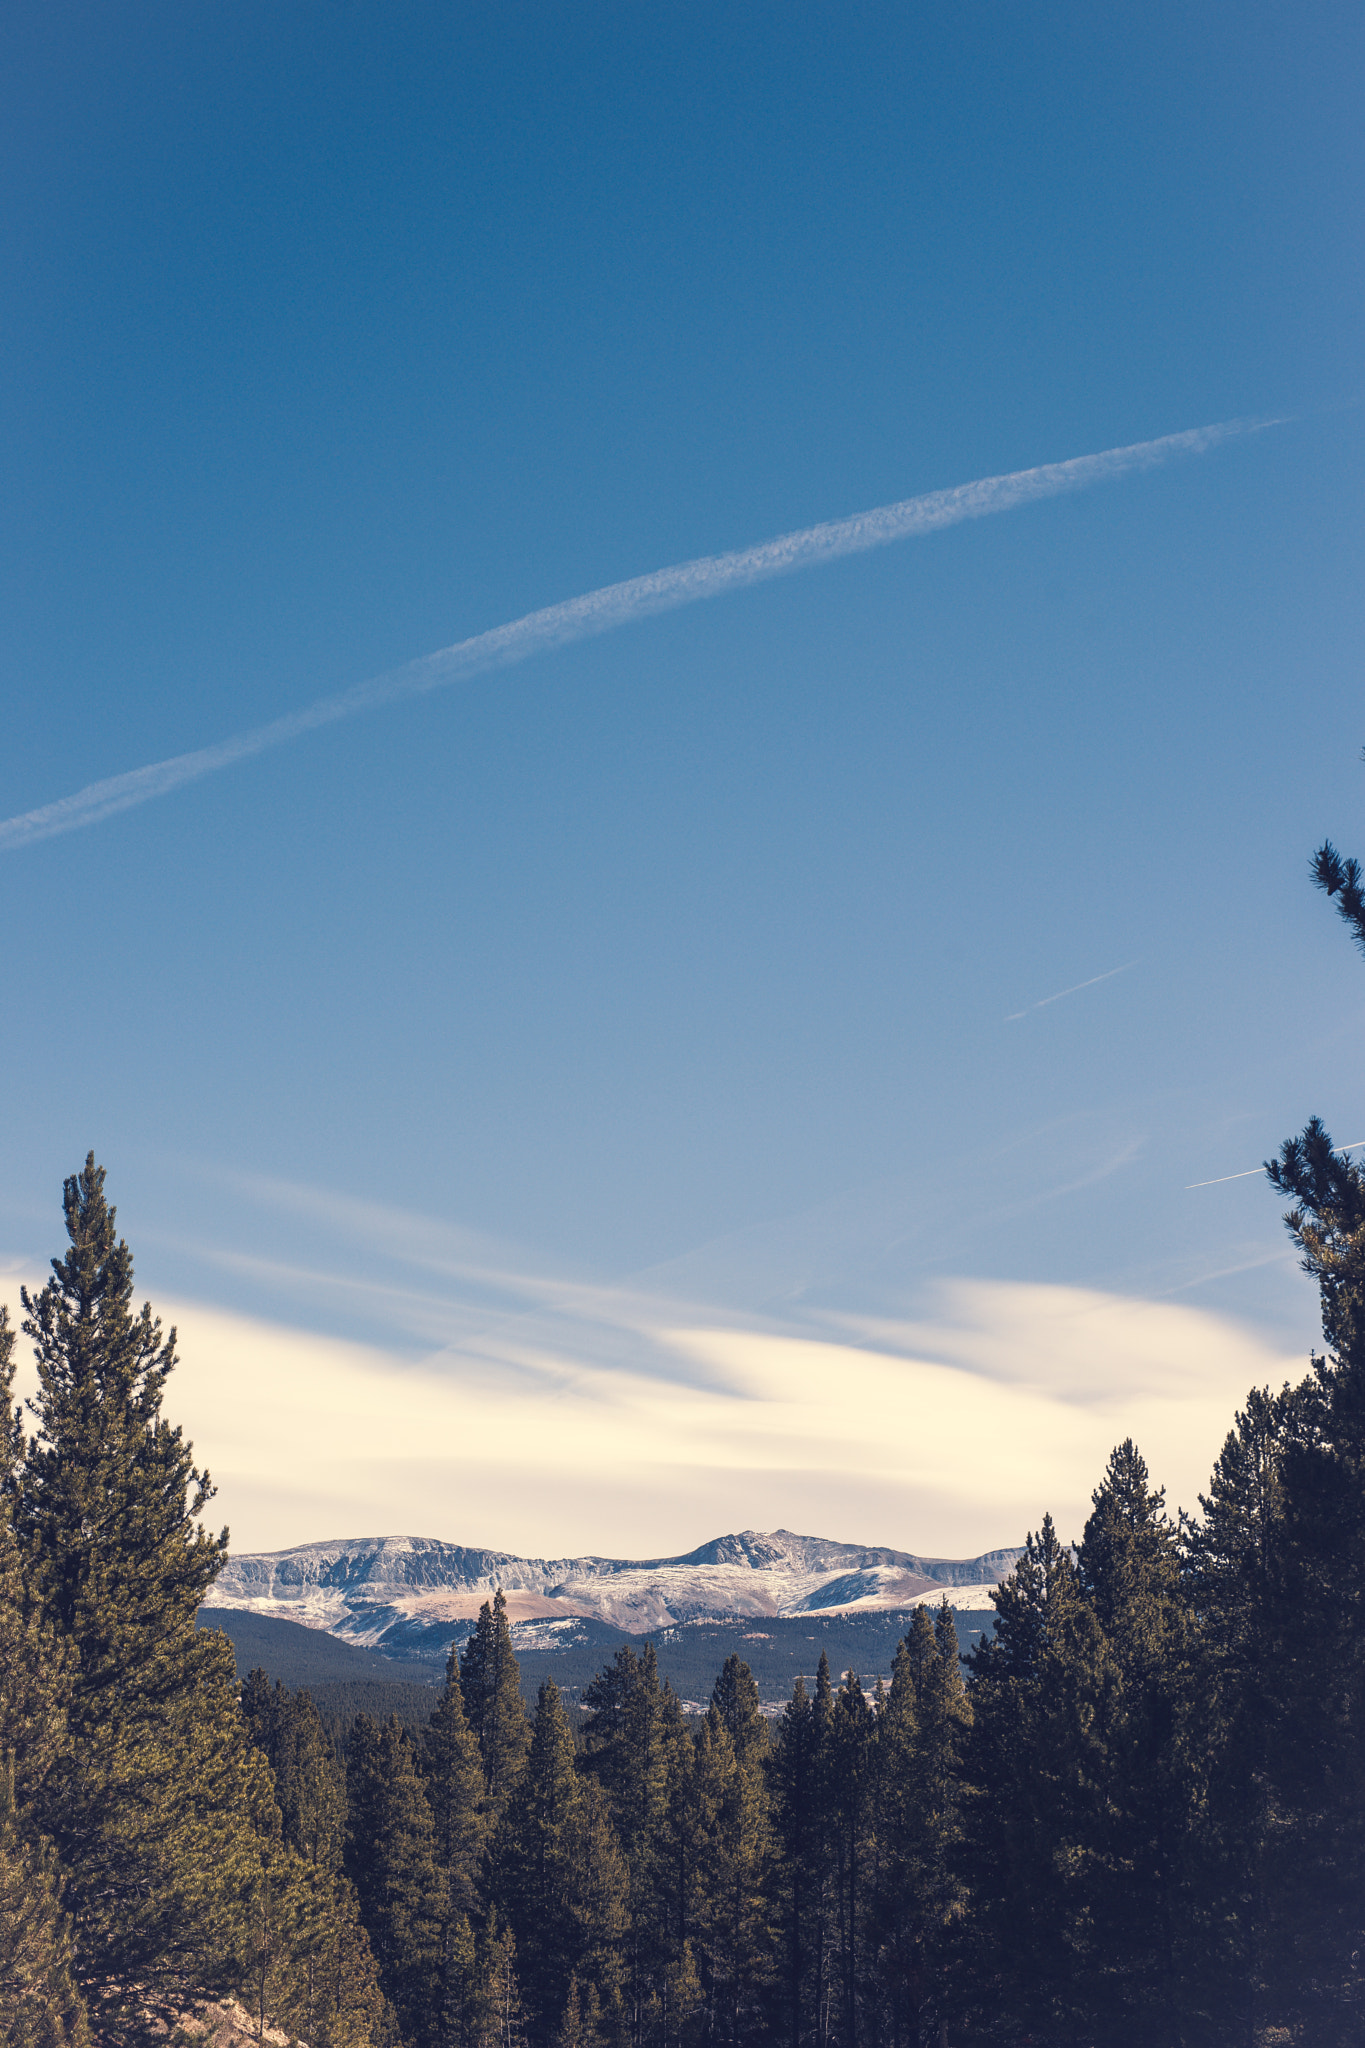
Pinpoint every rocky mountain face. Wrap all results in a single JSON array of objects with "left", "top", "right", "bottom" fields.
[{"left": 210, "top": 1528, "right": 1021, "bottom": 1657}]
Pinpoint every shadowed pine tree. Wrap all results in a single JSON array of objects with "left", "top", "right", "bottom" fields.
[
  {"left": 654, "top": 1683, "right": 710, "bottom": 2029},
  {"left": 692, "top": 1658, "right": 770, "bottom": 2044},
  {"left": 0, "top": 1753, "right": 90, "bottom": 2048},
  {"left": 766, "top": 1675, "right": 829, "bottom": 2047},
  {"left": 462, "top": 1591, "right": 531, "bottom": 1823},
  {"left": 828, "top": 1672, "right": 874, "bottom": 2048},
  {"left": 0, "top": 1307, "right": 87, "bottom": 2048},
  {"left": 0, "top": 1305, "right": 70, "bottom": 1827},
  {"left": 442, "top": 1909, "right": 530, "bottom": 2048},
  {"left": 238, "top": 1674, "right": 386, "bottom": 2046},
  {"left": 869, "top": 1603, "right": 970, "bottom": 2046},
  {"left": 240, "top": 1673, "right": 347, "bottom": 1871},
  {"left": 422, "top": 1643, "right": 487, "bottom": 1923},
  {"left": 16, "top": 1159, "right": 279, "bottom": 2043},
  {"left": 1183, "top": 1378, "right": 1319, "bottom": 2039},
  {"left": 1246, "top": 1109, "right": 1365, "bottom": 2038},
  {"left": 1074, "top": 1442, "right": 1198, "bottom": 2047},
  {"left": 867, "top": 1637, "right": 919, "bottom": 2047},
  {"left": 345, "top": 1714, "right": 448, "bottom": 2048},
  {"left": 497, "top": 1678, "right": 627, "bottom": 2046},
  {"left": 581, "top": 1642, "right": 672, "bottom": 2034},
  {"left": 961, "top": 1514, "right": 1111, "bottom": 2042}
]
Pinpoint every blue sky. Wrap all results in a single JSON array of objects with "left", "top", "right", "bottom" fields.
[{"left": 3, "top": 2, "right": 1363, "bottom": 1557}]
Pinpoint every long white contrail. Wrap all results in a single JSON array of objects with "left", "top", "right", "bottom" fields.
[
  {"left": 1004, "top": 961, "right": 1137, "bottom": 1023},
  {"left": 1, "top": 416, "right": 1277, "bottom": 853}
]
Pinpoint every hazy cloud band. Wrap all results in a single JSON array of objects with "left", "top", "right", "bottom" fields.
[{"left": 1, "top": 418, "right": 1274, "bottom": 852}]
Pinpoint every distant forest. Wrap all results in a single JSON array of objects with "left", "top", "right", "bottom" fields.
[{"left": 4, "top": 842, "right": 1365, "bottom": 2045}]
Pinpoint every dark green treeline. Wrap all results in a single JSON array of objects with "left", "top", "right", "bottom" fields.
[{"left": 3, "top": 1131, "right": 1365, "bottom": 2046}]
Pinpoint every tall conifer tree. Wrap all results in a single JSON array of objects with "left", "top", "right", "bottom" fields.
[
  {"left": 17, "top": 1159, "right": 276, "bottom": 2041},
  {"left": 462, "top": 1591, "right": 531, "bottom": 1821},
  {"left": 0, "top": 1308, "right": 87, "bottom": 2048},
  {"left": 498, "top": 1677, "right": 627, "bottom": 2046},
  {"left": 422, "top": 1642, "right": 487, "bottom": 1919},
  {"left": 345, "top": 1713, "right": 448, "bottom": 2047},
  {"left": 581, "top": 1643, "right": 672, "bottom": 2036}
]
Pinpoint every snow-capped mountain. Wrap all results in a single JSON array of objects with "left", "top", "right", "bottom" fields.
[{"left": 210, "top": 1528, "right": 1020, "bottom": 1657}]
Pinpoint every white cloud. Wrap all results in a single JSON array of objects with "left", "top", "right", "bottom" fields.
[{"left": 2, "top": 1264, "right": 1303, "bottom": 1561}]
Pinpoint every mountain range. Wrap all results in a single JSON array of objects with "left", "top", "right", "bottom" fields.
[{"left": 210, "top": 1528, "right": 1021, "bottom": 1661}]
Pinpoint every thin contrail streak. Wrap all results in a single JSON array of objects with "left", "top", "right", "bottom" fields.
[
  {"left": 1004, "top": 961, "right": 1137, "bottom": 1023},
  {"left": 0, "top": 415, "right": 1279, "bottom": 853},
  {"left": 1185, "top": 1140, "right": 1365, "bottom": 1191}
]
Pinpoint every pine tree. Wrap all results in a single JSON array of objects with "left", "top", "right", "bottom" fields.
[
  {"left": 1184, "top": 1378, "right": 1318, "bottom": 2039},
  {"left": 0, "top": 1306, "right": 69, "bottom": 1824},
  {"left": 241, "top": 1673, "right": 348, "bottom": 1871},
  {"left": 693, "top": 1658, "right": 770, "bottom": 2044},
  {"left": 960, "top": 1514, "right": 1109, "bottom": 2041},
  {"left": 345, "top": 1714, "right": 448, "bottom": 2047},
  {"left": 654, "top": 1684, "right": 708, "bottom": 2024},
  {"left": 828, "top": 1671, "right": 874, "bottom": 2048},
  {"left": 766, "top": 1675, "right": 825, "bottom": 2047},
  {"left": 869, "top": 1604, "right": 970, "bottom": 2047},
  {"left": 866, "top": 1637, "right": 920, "bottom": 2047},
  {"left": 0, "top": 1753, "right": 90, "bottom": 2048},
  {"left": 1244, "top": 1115, "right": 1365, "bottom": 2036},
  {"left": 497, "top": 1678, "right": 628, "bottom": 2046},
  {"left": 462, "top": 1591, "right": 531, "bottom": 1821},
  {"left": 422, "top": 1642, "right": 489, "bottom": 1921},
  {"left": 1073, "top": 1441, "right": 1200, "bottom": 2045},
  {"left": 0, "top": 1307, "right": 87, "bottom": 2048},
  {"left": 581, "top": 1642, "right": 672, "bottom": 2034},
  {"left": 16, "top": 1159, "right": 278, "bottom": 2040},
  {"left": 238, "top": 1674, "right": 386, "bottom": 2045}
]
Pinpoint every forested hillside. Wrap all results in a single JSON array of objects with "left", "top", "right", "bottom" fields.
[{"left": 7, "top": 826, "right": 1365, "bottom": 2044}]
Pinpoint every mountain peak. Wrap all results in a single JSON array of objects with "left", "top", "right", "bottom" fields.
[{"left": 209, "top": 1527, "right": 1020, "bottom": 1656}]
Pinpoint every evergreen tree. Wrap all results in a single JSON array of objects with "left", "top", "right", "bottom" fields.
[
  {"left": 442, "top": 1909, "right": 530, "bottom": 2048},
  {"left": 16, "top": 1159, "right": 278, "bottom": 2040},
  {"left": 653, "top": 1682, "right": 710, "bottom": 2030},
  {"left": 462, "top": 1591, "right": 531, "bottom": 1820},
  {"left": 0, "top": 1753, "right": 90, "bottom": 2048},
  {"left": 1244, "top": 1114, "right": 1365, "bottom": 2036},
  {"left": 238, "top": 1673, "right": 386, "bottom": 2045},
  {"left": 1073, "top": 1442, "right": 1198, "bottom": 2045},
  {"left": 0, "top": 1305, "right": 87, "bottom": 2047},
  {"left": 498, "top": 1678, "right": 627, "bottom": 2045},
  {"left": 241, "top": 1672, "right": 347, "bottom": 1870},
  {"left": 345, "top": 1713, "right": 448, "bottom": 2047},
  {"left": 0, "top": 1305, "right": 69, "bottom": 1823},
  {"left": 866, "top": 1637, "right": 919, "bottom": 2048},
  {"left": 422, "top": 1642, "right": 488, "bottom": 1921},
  {"left": 766, "top": 1675, "right": 827, "bottom": 2047},
  {"left": 869, "top": 1604, "right": 970, "bottom": 2047},
  {"left": 689, "top": 1658, "right": 770, "bottom": 2044},
  {"left": 1184, "top": 1378, "right": 1318, "bottom": 2039},
  {"left": 828, "top": 1671, "right": 874, "bottom": 2048},
  {"left": 581, "top": 1644, "right": 671, "bottom": 2041},
  {"left": 961, "top": 1514, "right": 1109, "bottom": 2041}
]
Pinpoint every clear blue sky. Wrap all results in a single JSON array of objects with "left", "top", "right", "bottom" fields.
[{"left": 3, "top": 2, "right": 1363, "bottom": 1555}]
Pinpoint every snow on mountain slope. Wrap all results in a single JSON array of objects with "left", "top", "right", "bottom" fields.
[{"left": 210, "top": 1528, "right": 1020, "bottom": 1653}]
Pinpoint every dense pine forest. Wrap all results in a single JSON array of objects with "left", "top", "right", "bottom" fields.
[{"left": 5, "top": 853, "right": 1365, "bottom": 2046}]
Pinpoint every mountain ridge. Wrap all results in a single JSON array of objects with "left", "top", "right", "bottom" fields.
[{"left": 210, "top": 1526, "right": 1021, "bottom": 1656}]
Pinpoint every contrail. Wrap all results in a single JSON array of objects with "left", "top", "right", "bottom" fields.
[
  {"left": 1185, "top": 1139, "right": 1365, "bottom": 1191},
  {"left": 0, "top": 416, "right": 1278, "bottom": 853},
  {"left": 1004, "top": 961, "right": 1137, "bottom": 1023}
]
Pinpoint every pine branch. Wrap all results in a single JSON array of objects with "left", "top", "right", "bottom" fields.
[{"left": 1312, "top": 839, "right": 1365, "bottom": 958}]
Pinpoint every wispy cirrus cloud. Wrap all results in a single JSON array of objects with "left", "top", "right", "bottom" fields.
[
  {"left": 3, "top": 1157, "right": 1300, "bottom": 1557},
  {"left": 0, "top": 418, "right": 1278, "bottom": 854}
]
